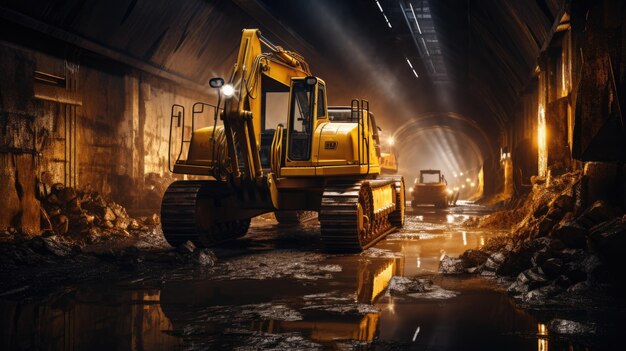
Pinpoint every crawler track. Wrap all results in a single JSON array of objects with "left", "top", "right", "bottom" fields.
[
  {"left": 161, "top": 180, "right": 250, "bottom": 247},
  {"left": 320, "top": 179, "right": 399, "bottom": 252}
]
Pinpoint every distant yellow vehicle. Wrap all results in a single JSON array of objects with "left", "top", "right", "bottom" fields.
[{"left": 410, "top": 169, "right": 448, "bottom": 208}]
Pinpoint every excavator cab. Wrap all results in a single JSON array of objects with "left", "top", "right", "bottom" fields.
[{"left": 287, "top": 77, "right": 326, "bottom": 163}]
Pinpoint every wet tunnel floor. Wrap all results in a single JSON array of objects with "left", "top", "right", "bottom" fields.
[{"left": 0, "top": 203, "right": 620, "bottom": 350}]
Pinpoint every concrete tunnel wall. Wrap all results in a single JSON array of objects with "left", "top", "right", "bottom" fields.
[
  {"left": 0, "top": 42, "right": 216, "bottom": 234},
  {"left": 0, "top": 0, "right": 263, "bottom": 234}
]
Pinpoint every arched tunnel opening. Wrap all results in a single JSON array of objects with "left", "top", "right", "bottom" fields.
[
  {"left": 0, "top": 1, "right": 625, "bottom": 349},
  {"left": 390, "top": 112, "right": 494, "bottom": 202}
]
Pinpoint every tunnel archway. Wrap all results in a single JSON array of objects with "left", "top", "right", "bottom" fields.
[{"left": 389, "top": 112, "right": 499, "bottom": 199}]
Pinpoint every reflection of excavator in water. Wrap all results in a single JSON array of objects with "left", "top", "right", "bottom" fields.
[{"left": 161, "top": 29, "right": 405, "bottom": 251}]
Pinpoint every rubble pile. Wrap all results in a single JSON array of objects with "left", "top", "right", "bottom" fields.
[
  {"left": 0, "top": 238, "right": 216, "bottom": 283},
  {"left": 469, "top": 172, "right": 583, "bottom": 229},
  {"left": 442, "top": 171, "right": 626, "bottom": 304},
  {"left": 40, "top": 183, "right": 160, "bottom": 244}
]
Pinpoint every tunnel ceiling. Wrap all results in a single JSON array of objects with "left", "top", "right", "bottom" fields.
[
  {"left": 0, "top": 0, "right": 322, "bottom": 90},
  {"left": 258, "top": 0, "right": 565, "bottom": 150},
  {"left": 0, "top": 0, "right": 564, "bottom": 154},
  {"left": 427, "top": 0, "right": 564, "bottom": 129}
]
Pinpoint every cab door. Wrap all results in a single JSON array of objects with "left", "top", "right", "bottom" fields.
[{"left": 286, "top": 77, "right": 322, "bottom": 165}]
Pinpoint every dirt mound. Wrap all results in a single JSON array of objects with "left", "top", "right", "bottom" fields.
[{"left": 448, "top": 171, "right": 626, "bottom": 304}]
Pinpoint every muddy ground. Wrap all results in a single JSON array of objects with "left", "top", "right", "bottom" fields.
[{"left": 0, "top": 201, "right": 624, "bottom": 350}]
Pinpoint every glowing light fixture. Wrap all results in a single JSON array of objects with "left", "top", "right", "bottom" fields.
[
  {"left": 466, "top": 178, "right": 470, "bottom": 182},
  {"left": 405, "top": 58, "right": 419, "bottom": 78},
  {"left": 538, "top": 104, "right": 547, "bottom": 177},
  {"left": 375, "top": 0, "right": 383, "bottom": 12},
  {"left": 409, "top": 3, "right": 422, "bottom": 34},
  {"left": 459, "top": 172, "right": 464, "bottom": 176},
  {"left": 461, "top": 184, "right": 465, "bottom": 189},
  {"left": 387, "top": 136, "right": 395, "bottom": 146},
  {"left": 470, "top": 182, "right": 476, "bottom": 187},
  {"left": 222, "top": 84, "right": 235, "bottom": 97},
  {"left": 375, "top": 0, "right": 393, "bottom": 28}
]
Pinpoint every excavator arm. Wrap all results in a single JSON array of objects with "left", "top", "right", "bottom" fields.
[{"left": 222, "top": 29, "right": 311, "bottom": 183}]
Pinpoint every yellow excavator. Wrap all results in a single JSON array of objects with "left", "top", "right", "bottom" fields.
[{"left": 161, "top": 29, "right": 405, "bottom": 251}]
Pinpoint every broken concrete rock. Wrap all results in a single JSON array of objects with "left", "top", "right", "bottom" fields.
[
  {"left": 578, "top": 201, "right": 617, "bottom": 228},
  {"left": 111, "top": 203, "right": 128, "bottom": 219},
  {"left": 50, "top": 183, "right": 65, "bottom": 195},
  {"left": 51, "top": 215, "right": 69, "bottom": 235},
  {"left": 388, "top": 276, "right": 431, "bottom": 294},
  {"left": 58, "top": 187, "right": 78, "bottom": 204},
  {"left": 439, "top": 255, "right": 467, "bottom": 274},
  {"left": 554, "top": 274, "right": 573, "bottom": 288},
  {"left": 545, "top": 206, "right": 564, "bottom": 221},
  {"left": 146, "top": 213, "right": 160, "bottom": 225},
  {"left": 523, "top": 282, "right": 563, "bottom": 303},
  {"left": 524, "top": 266, "right": 548, "bottom": 290},
  {"left": 459, "top": 249, "right": 489, "bottom": 267},
  {"left": 193, "top": 249, "right": 217, "bottom": 267},
  {"left": 533, "top": 203, "right": 549, "bottom": 218},
  {"left": 551, "top": 221, "right": 587, "bottom": 249},
  {"left": 567, "top": 281, "right": 590, "bottom": 293},
  {"left": 540, "top": 258, "right": 563, "bottom": 279},
  {"left": 587, "top": 218, "right": 626, "bottom": 261},
  {"left": 483, "top": 250, "right": 508, "bottom": 272},
  {"left": 531, "top": 248, "right": 550, "bottom": 267},
  {"left": 38, "top": 186, "right": 158, "bottom": 243},
  {"left": 548, "top": 319, "right": 596, "bottom": 335},
  {"left": 536, "top": 217, "right": 556, "bottom": 237},
  {"left": 553, "top": 194, "right": 575, "bottom": 212},
  {"left": 103, "top": 207, "right": 116, "bottom": 222},
  {"left": 557, "top": 248, "right": 585, "bottom": 263},
  {"left": 499, "top": 237, "right": 549, "bottom": 276},
  {"left": 563, "top": 262, "right": 587, "bottom": 284},
  {"left": 114, "top": 217, "right": 130, "bottom": 230},
  {"left": 507, "top": 270, "right": 532, "bottom": 295},
  {"left": 177, "top": 240, "right": 197, "bottom": 254},
  {"left": 129, "top": 219, "right": 140, "bottom": 230}
]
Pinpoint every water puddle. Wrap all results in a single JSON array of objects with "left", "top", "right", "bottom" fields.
[{"left": 0, "top": 205, "right": 617, "bottom": 350}]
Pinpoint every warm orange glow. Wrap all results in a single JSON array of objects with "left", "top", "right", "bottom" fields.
[
  {"left": 537, "top": 323, "right": 548, "bottom": 351},
  {"left": 537, "top": 323, "right": 548, "bottom": 336},
  {"left": 538, "top": 104, "right": 547, "bottom": 177},
  {"left": 373, "top": 265, "right": 394, "bottom": 300}
]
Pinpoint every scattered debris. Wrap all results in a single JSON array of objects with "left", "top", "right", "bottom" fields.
[
  {"left": 38, "top": 184, "right": 158, "bottom": 242},
  {"left": 211, "top": 251, "right": 338, "bottom": 281},
  {"left": 548, "top": 319, "right": 597, "bottom": 335},
  {"left": 202, "top": 303, "right": 304, "bottom": 323},
  {"left": 439, "top": 255, "right": 468, "bottom": 274},
  {"left": 387, "top": 276, "right": 459, "bottom": 300},
  {"left": 301, "top": 291, "right": 381, "bottom": 315},
  {"left": 449, "top": 171, "right": 625, "bottom": 305}
]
